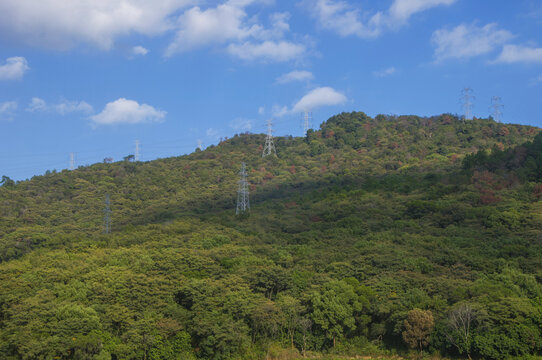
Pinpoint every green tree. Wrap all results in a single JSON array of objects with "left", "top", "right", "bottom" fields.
[{"left": 309, "top": 279, "right": 365, "bottom": 348}]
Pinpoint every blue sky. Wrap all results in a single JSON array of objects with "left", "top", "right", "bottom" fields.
[{"left": 0, "top": 0, "right": 541, "bottom": 180}]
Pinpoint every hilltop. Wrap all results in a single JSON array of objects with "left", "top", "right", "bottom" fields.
[{"left": 1, "top": 112, "right": 542, "bottom": 360}]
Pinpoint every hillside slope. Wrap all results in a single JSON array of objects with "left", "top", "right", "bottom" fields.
[{"left": 1, "top": 112, "right": 542, "bottom": 360}]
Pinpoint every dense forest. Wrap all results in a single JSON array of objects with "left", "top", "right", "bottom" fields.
[{"left": 1, "top": 112, "right": 542, "bottom": 360}]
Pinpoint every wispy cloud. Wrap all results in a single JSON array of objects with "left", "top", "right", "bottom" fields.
[
  {"left": 388, "top": 0, "right": 456, "bottom": 25},
  {"left": 55, "top": 99, "right": 94, "bottom": 115},
  {"left": 227, "top": 40, "right": 306, "bottom": 62},
  {"left": 132, "top": 46, "right": 149, "bottom": 56},
  {"left": 494, "top": 44, "right": 542, "bottom": 64},
  {"left": 431, "top": 23, "right": 513, "bottom": 62},
  {"left": 272, "top": 105, "right": 289, "bottom": 117},
  {"left": 26, "top": 97, "right": 93, "bottom": 115},
  {"left": 91, "top": 98, "right": 165, "bottom": 126},
  {"left": 0, "top": 101, "right": 17, "bottom": 120},
  {"left": 206, "top": 127, "right": 219, "bottom": 137},
  {"left": 229, "top": 118, "right": 253, "bottom": 131},
  {"left": 26, "top": 97, "right": 47, "bottom": 112},
  {"left": 303, "top": 0, "right": 456, "bottom": 38},
  {"left": 0, "top": 56, "right": 29, "bottom": 81},
  {"left": 276, "top": 70, "right": 314, "bottom": 84},
  {"left": 373, "top": 66, "right": 396, "bottom": 77}
]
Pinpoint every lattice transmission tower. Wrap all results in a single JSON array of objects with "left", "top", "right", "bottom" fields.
[
  {"left": 236, "top": 162, "right": 250, "bottom": 215},
  {"left": 262, "top": 119, "right": 277, "bottom": 157},
  {"left": 461, "top": 87, "right": 475, "bottom": 121},
  {"left": 104, "top": 194, "right": 112, "bottom": 234},
  {"left": 490, "top": 96, "right": 504, "bottom": 123},
  {"left": 302, "top": 111, "right": 312, "bottom": 136},
  {"left": 69, "top": 152, "right": 75, "bottom": 170}
]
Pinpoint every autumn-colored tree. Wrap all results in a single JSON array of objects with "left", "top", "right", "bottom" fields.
[{"left": 402, "top": 309, "right": 434, "bottom": 353}]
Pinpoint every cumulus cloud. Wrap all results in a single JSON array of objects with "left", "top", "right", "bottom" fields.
[
  {"left": 166, "top": 3, "right": 258, "bottom": 55},
  {"left": 227, "top": 40, "right": 306, "bottom": 62},
  {"left": 0, "top": 0, "right": 193, "bottom": 50},
  {"left": 91, "top": 98, "right": 166, "bottom": 125},
  {"left": 292, "top": 87, "right": 347, "bottom": 113},
  {"left": 494, "top": 44, "right": 542, "bottom": 64},
  {"left": 431, "top": 23, "right": 513, "bottom": 61},
  {"left": 0, "top": 101, "right": 17, "bottom": 120},
  {"left": 373, "top": 66, "right": 396, "bottom": 77},
  {"left": 229, "top": 118, "right": 253, "bottom": 131},
  {"left": 132, "top": 46, "right": 149, "bottom": 56},
  {"left": 26, "top": 97, "right": 93, "bottom": 115},
  {"left": 0, "top": 57, "right": 29, "bottom": 80},
  {"left": 304, "top": 0, "right": 456, "bottom": 38},
  {"left": 165, "top": 1, "right": 305, "bottom": 61},
  {"left": 276, "top": 70, "right": 314, "bottom": 84},
  {"left": 258, "top": 106, "right": 265, "bottom": 115}
]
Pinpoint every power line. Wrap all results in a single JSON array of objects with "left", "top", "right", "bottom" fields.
[
  {"left": 262, "top": 119, "right": 277, "bottom": 157},
  {"left": 236, "top": 162, "right": 250, "bottom": 215}
]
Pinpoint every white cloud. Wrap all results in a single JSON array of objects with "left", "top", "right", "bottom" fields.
[
  {"left": 132, "top": 46, "right": 149, "bottom": 56},
  {"left": 373, "top": 66, "right": 396, "bottom": 77},
  {"left": 166, "top": 2, "right": 258, "bottom": 55},
  {"left": 276, "top": 70, "right": 314, "bottom": 84},
  {"left": 431, "top": 23, "right": 513, "bottom": 61},
  {"left": 272, "top": 105, "right": 290, "bottom": 117},
  {"left": 26, "top": 97, "right": 93, "bottom": 115},
  {"left": 305, "top": 0, "right": 456, "bottom": 38},
  {"left": 494, "top": 44, "right": 542, "bottom": 64},
  {"left": 55, "top": 99, "right": 94, "bottom": 115},
  {"left": 292, "top": 86, "right": 347, "bottom": 112},
  {"left": 258, "top": 106, "right": 265, "bottom": 115},
  {"left": 0, "top": 101, "right": 17, "bottom": 120},
  {"left": 165, "top": 1, "right": 305, "bottom": 61},
  {"left": 306, "top": 0, "right": 379, "bottom": 38},
  {"left": 91, "top": 98, "right": 166, "bottom": 125},
  {"left": 206, "top": 127, "right": 219, "bottom": 137},
  {"left": 0, "top": 57, "right": 29, "bottom": 80},
  {"left": 229, "top": 117, "right": 253, "bottom": 131},
  {"left": 0, "top": 0, "right": 193, "bottom": 50},
  {"left": 227, "top": 40, "right": 305, "bottom": 62},
  {"left": 26, "top": 97, "right": 47, "bottom": 112},
  {"left": 388, "top": 0, "right": 456, "bottom": 24}
]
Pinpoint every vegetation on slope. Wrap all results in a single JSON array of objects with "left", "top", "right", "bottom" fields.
[{"left": 0, "top": 112, "right": 541, "bottom": 359}]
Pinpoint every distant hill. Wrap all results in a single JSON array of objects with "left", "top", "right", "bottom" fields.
[{"left": 0, "top": 112, "right": 541, "bottom": 360}]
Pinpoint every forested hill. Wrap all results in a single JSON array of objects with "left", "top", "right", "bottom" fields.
[{"left": 1, "top": 112, "right": 542, "bottom": 360}]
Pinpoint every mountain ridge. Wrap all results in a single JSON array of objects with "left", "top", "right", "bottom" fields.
[{"left": 1, "top": 112, "right": 542, "bottom": 359}]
